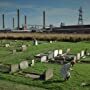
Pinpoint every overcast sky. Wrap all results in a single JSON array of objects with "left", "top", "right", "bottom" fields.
[{"left": 0, "top": 0, "right": 90, "bottom": 28}]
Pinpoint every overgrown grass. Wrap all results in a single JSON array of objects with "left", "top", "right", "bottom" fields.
[
  {"left": 0, "top": 40, "right": 90, "bottom": 90},
  {"left": 0, "top": 33, "right": 90, "bottom": 41}
]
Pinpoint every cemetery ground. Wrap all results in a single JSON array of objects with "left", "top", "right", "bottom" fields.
[{"left": 0, "top": 40, "right": 90, "bottom": 90}]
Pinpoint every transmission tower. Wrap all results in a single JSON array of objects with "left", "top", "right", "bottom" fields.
[{"left": 78, "top": 7, "right": 83, "bottom": 25}]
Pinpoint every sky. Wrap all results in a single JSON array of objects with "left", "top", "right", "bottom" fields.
[{"left": 0, "top": 0, "right": 90, "bottom": 29}]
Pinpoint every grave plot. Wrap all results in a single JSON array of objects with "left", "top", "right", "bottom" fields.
[{"left": 35, "top": 53, "right": 48, "bottom": 62}]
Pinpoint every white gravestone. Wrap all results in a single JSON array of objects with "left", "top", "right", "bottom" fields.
[
  {"left": 81, "top": 50, "right": 85, "bottom": 57},
  {"left": 41, "top": 55, "right": 47, "bottom": 62},
  {"left": 58, "top": 49, "right": 63, "bottom": 55},
  {"left": 20, "top": 61, "right": 29, "bottom": 69},
  {"left": 5, "top": 44, "right": 10, "bottom": 47},
  {"left": 53, "top": 50, "right": 58, "bottom": 57},
  {"left": 50, "top": 41, "right": 53, "bottom": 43},
  {"left": 76, "top": 53, "right": 81, "bottom": 60},
  {"left": 33, "top": 40, "right": 38, "bottom": 45},
  {"left": 31, "top": 59, "right": 34, "bottom": 66}
]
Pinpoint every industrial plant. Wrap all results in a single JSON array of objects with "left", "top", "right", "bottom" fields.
[{"left": 1, "top": 7, "right": 90, "bottom": 33}]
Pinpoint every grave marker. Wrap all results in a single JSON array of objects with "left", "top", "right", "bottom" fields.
[
  {"left": 81, "top": 50, "right": 85, "bottom": 57},
  {"left": 5, "top": 44, "right": 10, "bottom": 47},
  {"left": 31, "top": 59, "right": 34, "bottom": 66},
  {"left": 10, "top": 64, "right": 19, "bottom": 73},
  {"left": 76, "top": 53, "right": 81, "bottom": 60},
  {"left": 47, "top": 51, "right": 54, "bottom": 60},
  {"left": 58, "top": 49, "right": 63, "bottom": 55},
  {"left": 43, "top": 68, "right": 53, "bottom": 80},
  {"left": 20, "top": 61, "right": 29, "bottom": 69},
  {"left": 53, "top": 50, "right": 58, "bottom": 57},
  {"left": 22, "top": 45, "right": 27, "bottom": 51}
]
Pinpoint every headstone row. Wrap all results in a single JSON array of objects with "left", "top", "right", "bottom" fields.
[{"left": 0, "top": 60, "right": 35, "bottom": 73}]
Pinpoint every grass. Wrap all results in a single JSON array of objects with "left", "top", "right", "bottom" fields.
[
  {"left": 0, "top": 33, "right": 90, "bottom": 41},
  {"left": 0, "top": 40, "right": 90, "bottom": 90}
]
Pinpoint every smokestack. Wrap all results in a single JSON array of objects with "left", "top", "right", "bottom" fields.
[
  {"left": 24, "top": 15, "right": 27, "bottom": 25},
  {"left": 43, "top": 11, "right": 45, "bottom": 29},
  {"left": 13, "top": 17, "right": 14, "bottom": 29},
  {"left": 17, "top": 9, "right": 20, "bottom": 29},
  {"left": 2, "top": 14, "right": 5, "bottom": 29}
]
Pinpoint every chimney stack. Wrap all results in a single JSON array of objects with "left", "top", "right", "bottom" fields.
[
  {"left": 43, "top": 11, "right": 45, "bottom": 29},
  {"left": 17, "top": 9, "right": 20, "bottom": 29},
  {"left": 2, "top": 14, "right": 5, "bottom": 29},
  {"left": 13, "top": 17, "right": 14, "bottom": 29},
  {"left": 24, "top": 15, "right": 27, "bottom": 25}
]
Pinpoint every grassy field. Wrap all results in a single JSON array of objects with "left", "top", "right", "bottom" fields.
[{"left": 0, "top": 40, "right": 90, "bottom": 90}]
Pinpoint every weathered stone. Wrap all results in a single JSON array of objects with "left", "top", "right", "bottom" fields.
[
  {"left": 35, "top": 54, "right": 47, "bottom": 62},
  {"left": 10, "top": 64, "right": 19, "bottom": 73},
  {"left": 22, "top": 45, "right": 27, "bottom": 51},
  {"left": 76, "top": 53, "right": 81, "bottom": 60},
  {"left": 44, "top": 68, "right": 53, "bottom": 80},
  {"left": 12, "top": 49, "right": 16, "bottom": 54},
  {"left": 50, "top": 41, "right": 53, "bottom": 43},
  {"left": 0, "top": 64, "right": 10, "bottom": 73},
  {"left": 53, "top": 50, "right": 58, "bottom": 57},
  {"left": 5, "top": 44, "right": 10, "bottom": 47},
  {"left": 41, "top": 55, "right": 47, "bottom": 62},
  {"left": 31, "top": 59, "right": 34, "bottom": 66},
  {"left": 33, "top": 39, "right": 38, "bottom": 45},
  {"left": 58, "top": 49, "right": 63, "bottom": 55},
  {"left": 20, "top": 61, "right": 29, "bottom": 69},
  {"left": 66, "top": 48, "right": 70, "bottom": 54},
  {"left": 80, "top": 50, "right": 85, "bottom": 57},
  {"left": 47, "top": 51, "right": 54, "bottom": 60}
]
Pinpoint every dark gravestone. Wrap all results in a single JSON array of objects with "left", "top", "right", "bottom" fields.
[{"left": 0, "top": 64, "right": 10, "bottom": 73}]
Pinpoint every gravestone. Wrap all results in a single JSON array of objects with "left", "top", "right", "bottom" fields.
[
  {"left": 35, "top": 54, "right": 47, "bottom": 62},
  {"left": 33, "top": 39, "right": 38, "bottom": 45},
  {"left": 31, "top": 59, "right": 34, "bottom": 66},
  {"left": 10, "top": 64, "right": 19, "bottom": 73},
  {"left": 19, "top": 61, "right": 29, "bottom": 69},
  {"left": 76, "top": 53, "right": 81, "bottom": 60},
  {"left": 22, "top": 45, "right": 27, "bottom": 51},
  {"left": 50, "top": 41, "right": 53, "bottom": 43},
  {"left": 0, "top": 64, "right": 10, "bottom": 73},
  {"left": 80, "top": 50, "right": 85, "bottom": 57},
  {"left": 66, "top": 48, "right": 70, "bottom": 54},
  {"left": 53, "top": 50, "right": 58, "bottom": 57},
  {"left": 41, "top": 55, "right": 47, "bottom": 62},
  {"left": 12, "top": 49, "right": 16, "bottom": 54},
  {"left": 58, "top": 49, "right": 63, "bottom": 55},
  {"left": 47, "top": 51, "right": 54, "bottom": 60},
  {"left": 43, "top": 68, "right": 53, "bottom": 80},
  {"left": 5, "top": 44, "right": 10, "bottom": 47}
]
